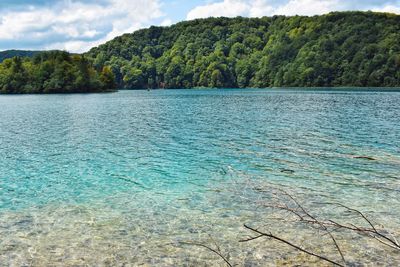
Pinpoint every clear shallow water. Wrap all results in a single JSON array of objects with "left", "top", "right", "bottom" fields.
[{"left": 0, "top": 89, "right": 399, "bottom": 266}]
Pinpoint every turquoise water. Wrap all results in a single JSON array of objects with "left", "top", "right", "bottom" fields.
[{"left": 0, "top": 89, "right": 399, "bottom": 266}]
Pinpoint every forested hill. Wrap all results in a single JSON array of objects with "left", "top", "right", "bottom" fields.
[
  {"left": 0, "top": 51, "right": 115, "bottom": 94},
  {"left": 86, "top": 11, "right": 400, "bottom": 89},
  {"left": 0, "top": 50, "right": 41, "bottom": 63}
]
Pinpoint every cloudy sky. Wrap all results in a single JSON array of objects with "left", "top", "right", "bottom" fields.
[{"left": 0, "top": 0, "right": 399, "bottom": 52}]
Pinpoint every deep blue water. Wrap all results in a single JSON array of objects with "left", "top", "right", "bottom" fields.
[{"left": 0, "top": 89, "right": 399, "bottom": 265}]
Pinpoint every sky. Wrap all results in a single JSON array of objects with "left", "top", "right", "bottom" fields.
[{"left": 0, "top": 0, "right": 399, "bottom": 53}]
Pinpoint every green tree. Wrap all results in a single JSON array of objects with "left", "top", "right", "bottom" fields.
[{"left": 100, "top": 66, "right": 116, "bottom": 90}]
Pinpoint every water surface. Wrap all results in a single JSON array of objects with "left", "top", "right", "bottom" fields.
[{"left": 0, "top": 89, "right": 399, "bottom": 266}]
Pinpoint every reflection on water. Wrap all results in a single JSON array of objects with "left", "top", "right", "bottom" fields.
[{"left": 0, "top": 89, "right": 399, "bottom": 266}]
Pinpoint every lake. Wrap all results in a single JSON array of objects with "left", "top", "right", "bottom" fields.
[{"left": 0, "top": 89, "right": 399, "bottom": 266}]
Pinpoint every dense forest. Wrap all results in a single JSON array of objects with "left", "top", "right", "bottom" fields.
[
  {"left": 86, "top": 11, "right": 400, "bottom": 89},
  {"left": 0, "top": 51, "right": 115, "bottom": 94},
  {"left": 1, "top": 11, "right": 399, "bottom": 93},
  {"left": 0, "top": 50, "right": 40, "bottom": 63}
]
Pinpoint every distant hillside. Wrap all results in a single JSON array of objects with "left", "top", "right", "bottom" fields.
[
  {"left": 86, "top": 11, "right": 400, "bottom": 88},
  {"left": 0, "top": 50, "right": 41, "bottom": 62}
]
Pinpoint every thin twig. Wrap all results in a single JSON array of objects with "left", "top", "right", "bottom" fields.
[
  {"left": 240, "top": 224, "right": 345, "bottom": 267},
  {"left": 267, "top": 190, "right": 347, "bottom": 265},
  {"left": 266, "top": 189, "right": 399, "bottom": 252},
  {"left": 179, "top": 241, "right": 233, "bottom": 267}
]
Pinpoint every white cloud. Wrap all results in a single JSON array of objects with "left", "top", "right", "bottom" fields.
[
  {"left": 187, "top": 0, "right": 249, "bottom": 20},
  {"left": 0, "top": 0, "right": 164, "bottom": 53},
  {"left": 248, "top": 0, "right": 274, "bottom": 17},
  {"left": 273, "top": 0, "right": 340, "bottom": 16},
  {"left": 44, "top": 39, "right": 110, "bottom": 53},
  {"left": 160, "top": 18, "right": 173, "bottom": 26},
  {"left": 186, "top": 0, "right": 400, "bottom": 20},
  {"left": 372, "top": 4, "right": 400, "bottom": 14}
]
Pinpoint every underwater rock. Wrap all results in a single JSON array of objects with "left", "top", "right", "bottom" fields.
[
  {"left": 280, "top": 169, "right": 295, "bottom": 174},
  {"left": 353, "top": 156, "right": 376, "bottom": 161}
]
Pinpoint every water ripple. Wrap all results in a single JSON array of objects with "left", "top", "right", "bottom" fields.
[{"left": 0, "top": 89, "right": 399, "bottom": 265}]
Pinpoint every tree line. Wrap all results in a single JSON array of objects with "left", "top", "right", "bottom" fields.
[
  {"left": 86, "top": 11, "right": 400, "bottom": 89},
  {"left": 0, "top": 51, "right": 115, "bottom": 94}
]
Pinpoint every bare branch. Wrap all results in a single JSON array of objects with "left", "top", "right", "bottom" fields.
[
  {"left": 240, "top": 224, "right": 345, "bottom": 267},
  {"left": 179, "top": 241, "right": 233, "bottom": 267},
  {"left": 265, "top": 191, "right": 347, "bottom": 265},
  {"left": 335, "top": 203, "right": 378, "bottom": 232}
]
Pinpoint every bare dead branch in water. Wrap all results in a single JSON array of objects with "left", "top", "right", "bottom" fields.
[
  {"left": 268, "top": 189, "right": 400, "bottom": 251},
  {"left": 239, "top": 188, "right": 399, "bottom": 266},
  {"left": 333, "top": 203, "right": 400, "bottom": 250},
  {"left": 179, "top": 241, "right": 233, "bottom": 267},
  {"left": 240, "top": 224, "right": 345, "bottom": 267},
  {"left": 272, "top": 189, "right": 347, "bottom": 264},
  {"left": 180, "top": 187, "right": 398, "bottom": 266},
  {"left": 263, "top": 202, "right": 347, "bottom": 265}
]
